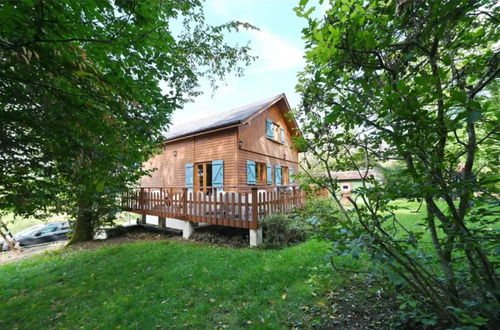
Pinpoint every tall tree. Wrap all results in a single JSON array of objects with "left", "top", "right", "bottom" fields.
[
  {"left": 296, "top": 0, "right": 498, "bottom": 326},
  {"left": 0, "top": 0, "right": 254, "bottom": 242}
]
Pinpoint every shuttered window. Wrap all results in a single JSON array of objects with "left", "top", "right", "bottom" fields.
[
  {"left": 185, "top": 163, "right": 194, "bottom": 187},
  {"left": 267, "top": 164, "right": 272, "bottom": 184},
  {"left": 289, "top": 168, "right": 294, "bottom": 183},
  {"left": 212, "top": 160, "right": 224, "bottom": 187},
  {"left": 267, "top": 118, "right": 287, "bottom": 144},
  {"left": 247, "top": 160, "right": 256, "bottom": 185}
]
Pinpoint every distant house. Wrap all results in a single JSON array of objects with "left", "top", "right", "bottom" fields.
[
  {"left": 311, "top": 170, "right": 382, "bottom": 203},
  {"left": 330, "top": 170, "right": 381, "bottom": 203},
  {"left": 123, "top": 94, "right": 305, "bottom": 245}
]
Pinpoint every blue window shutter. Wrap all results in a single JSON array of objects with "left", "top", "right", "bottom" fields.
[
  {"left": 280, "top": 127, "right": 285, "bottom": 144},
  {"left": 247, "top": 160, "right": 256, "bottom": 185},
  {"left": 275, "top": 165, "right": 282, "bottom": 185},
  {"left": 289, "top": 168, "right": 294, "bottom": 183},
  {"left": 185, "top": 163, "right": 193, "bottom": 187},
  {"left": 212, "top": 160, "right": 224, "bottom": 187},
  {"left": 266, "top": 120, "right": 274, "bottom": 139},
  {"left": 266, "top": 163, "right": 272, "bottom": 184}
]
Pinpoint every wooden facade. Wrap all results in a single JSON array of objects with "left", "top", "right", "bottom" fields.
[{"left": 124, "top": 94, "right": 304, "bottom": 230}]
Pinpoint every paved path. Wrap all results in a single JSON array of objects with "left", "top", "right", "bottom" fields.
[{"left": 0, "top": 241, "right": 66, "bottom": 265}]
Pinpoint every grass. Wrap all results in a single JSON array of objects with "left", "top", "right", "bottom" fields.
[
  {"left": 0, "top": 213, "right": 49, "bottom": 234},
  {"left": 0, "top": 239, "right": 329, "bottom": 329},
  {"left": 1, "top": 212, "right": 137, "bottom": 235}
]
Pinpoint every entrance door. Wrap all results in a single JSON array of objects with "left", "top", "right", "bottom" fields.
[{"left": 195, "top": 162, "right": 213, "bottom": 194}]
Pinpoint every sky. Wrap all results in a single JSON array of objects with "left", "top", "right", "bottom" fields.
[{"left": 167, "top": 0, "right": 322, "bottom": 127}]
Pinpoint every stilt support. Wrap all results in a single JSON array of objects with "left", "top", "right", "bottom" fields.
[
  {"left": 249, "top": 228, "right": 262, "bottom": 247},
  {"left": 158, "top": 217, "right": 166, "bottom": 229},
  {"left": 183, "top": 221, "right": 195, "bottom": 239}
]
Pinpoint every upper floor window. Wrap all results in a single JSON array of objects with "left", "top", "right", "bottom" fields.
[{"left": 266, "top": 119, "right": 285, "bottom": 144}]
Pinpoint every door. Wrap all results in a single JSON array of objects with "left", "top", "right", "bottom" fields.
[
  {"left": 32, "top": 223, "right": 60, "bottom": 244},
  {"left": 195, "top": 162, "right": 213, "bottom": 194}
]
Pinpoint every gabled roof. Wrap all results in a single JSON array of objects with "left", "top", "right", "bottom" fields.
[
  {"left": 165, "top": 94, "right": 286, "bottom": 141},
  {"left": 328, "top": 170, "right": 382, "bottom": 181}
]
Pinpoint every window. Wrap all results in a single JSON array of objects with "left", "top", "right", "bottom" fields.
[
  {"left": 195, "top": 162, "right": 213, "bottom": 194},
  {"left": 255, "top": 162, "right": 267, "bottom": 185},
  {"left": 281, "top": 166, "right": 289, "bottom": 185},
  {"left": 266, "top": 119, "right": 285, "bottom": 144},
  {"left": 38, "top": 224, "right": 60, "bottom": 235},
  {"left": 273, "top": 122, "right": 280, "bottom": 140},
  {"left": 342, "top": 185, "right": 349, "bottom": 190}
]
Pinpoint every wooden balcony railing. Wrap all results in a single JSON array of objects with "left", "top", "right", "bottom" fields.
[{"left": 121, "top": 185, "right": 305, "bottom": 229}]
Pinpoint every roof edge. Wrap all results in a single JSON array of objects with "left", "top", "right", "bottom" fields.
[{"left": 164, "top": 93, "right": 286, "bottom": 142}]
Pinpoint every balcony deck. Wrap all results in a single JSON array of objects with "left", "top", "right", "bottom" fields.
[{"left": 122, "top": 185, "right": 305, "bottom": 230}]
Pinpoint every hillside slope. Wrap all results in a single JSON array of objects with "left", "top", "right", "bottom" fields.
[{"left": 0, "top": 240, "right": 328, "bottom": 329}]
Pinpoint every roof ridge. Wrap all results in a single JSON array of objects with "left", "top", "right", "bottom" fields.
[{"left": 164, "top": 93, "right": 285, "bottom": 141}]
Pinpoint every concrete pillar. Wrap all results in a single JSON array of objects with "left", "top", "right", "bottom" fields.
[
  {"left": 249, "top": 228, "right": 263, "bottom": 247},
  {"left": 183, "top": 221, "right": 195, "bottom": 239},
  {"left": 141, "top": 214, "right": 147, "bottom": 225},
  {"left": 158, "top": 217, "right": 166, "bottom": 229}
]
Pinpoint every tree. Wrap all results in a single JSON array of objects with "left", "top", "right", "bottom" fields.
[
  {"left": 295, "top": 0, "right": 498, "bottom": 326},
  {"left": 0, "top": 0, "right": 254, "bottom": 242}
]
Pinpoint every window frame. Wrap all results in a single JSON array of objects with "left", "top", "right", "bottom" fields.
[
  {"left": 38, "top": 224, "right": 60, "bottom": 235},
  {"left": 281, "top": 166, "right": 289, "bottom": 185},
  {"left": 194, "top": 162, "right": 213, "bottom": 194},
  {"left": 267, "top": 119, "right": 285, "bottom": 144},
  {"left": 255, "top": 162, "right": 267, "bottom": 185}
]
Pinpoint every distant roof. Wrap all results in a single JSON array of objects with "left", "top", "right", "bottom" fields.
[
  {"left": 165, "top": 94, "right": 285, "bottom": 141},
  {"left": 327, "top": 170, "right": 381, "bottom": 181}
]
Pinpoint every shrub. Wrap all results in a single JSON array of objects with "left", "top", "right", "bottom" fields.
[{"left": 260, "top": 212, "right": 312, "bottom": 249}]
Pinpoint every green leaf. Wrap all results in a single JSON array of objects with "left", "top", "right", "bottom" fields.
[{"left": 467, "top": 111, "right": 482, "bottom": 123}]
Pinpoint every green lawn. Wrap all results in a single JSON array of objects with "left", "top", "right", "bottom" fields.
[
  {"left": 0, "top": 213, "right": 49, "bottom": 234},
  {"left": 387, "top": 199, "right": 432, "bottom": 237},
  {"left": 1, "top": 212, "right": 137, "bottom": 235},
  {"left": 0, "top": 240, "right": 329, "bottom": 329}
]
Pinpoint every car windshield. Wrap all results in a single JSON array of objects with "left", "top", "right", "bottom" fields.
[
  {"left": 15, "top": 224, "right": 45, "bottom": 236},
  {"left": 39, "top": 224, "right": 61, "bottom": 234}
]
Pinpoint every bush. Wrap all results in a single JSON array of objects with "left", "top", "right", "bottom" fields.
[{"left": 260, "top": 212, "right": 312, "bottom": 249}]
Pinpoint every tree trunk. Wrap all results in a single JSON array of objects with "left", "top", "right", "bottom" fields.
[{"left": 68, "top": 201, "right": 94, "bottom": 244}]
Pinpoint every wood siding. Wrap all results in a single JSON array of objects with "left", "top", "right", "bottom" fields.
[
  {"left": 140, "top": 99, "right": 300, "bottom": 190},
  {"left": 140, "top": 128, "right": 237, "bottom": 187},
  {"left": 236, "top": 149, "right": 298, "bottom": 191},
  {"left": 238, "top": 103, "right": 299, "bottom": 162}
]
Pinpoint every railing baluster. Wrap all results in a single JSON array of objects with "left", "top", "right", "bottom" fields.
[
  {"left": 121, "top": 186, "right": 304, "bottom": 230},
  {"left": 224, "top": 192, "right": 229, "bottom": 227}
]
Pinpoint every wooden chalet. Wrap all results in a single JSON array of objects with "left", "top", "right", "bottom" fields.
[{"left": 122, "top": 94, "right": 305, "bottom": 245}]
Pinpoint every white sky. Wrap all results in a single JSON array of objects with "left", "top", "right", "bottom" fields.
[{"left": 165, "top": 0, "right": 324, "bottom": 127}]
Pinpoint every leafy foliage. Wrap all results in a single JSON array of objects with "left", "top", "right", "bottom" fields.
[
  {"left": 0, "top": 1, "right": 254, "bottom": 242},
  {"left": 261, "top": 212, "right": 312, "bottom": 249},
  {"left": 378, "top": 161, "right": 420, "bottom": 199},
  {"left": 295, "top": 0, "right": 499, "bottom": 327}
]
